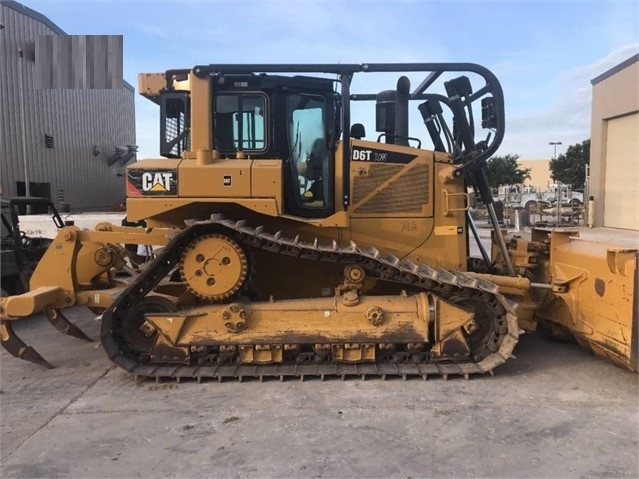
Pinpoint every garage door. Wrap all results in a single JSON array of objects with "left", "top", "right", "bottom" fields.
[{"left": 604, "top": 113, "right": 639, "bottom": 230}]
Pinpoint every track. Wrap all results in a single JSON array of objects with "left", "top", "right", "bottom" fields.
[{"left": 100, "top": 216, "right": 519, "bottom": 381}]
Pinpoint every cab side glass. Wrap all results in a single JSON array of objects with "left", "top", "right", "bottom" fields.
[{"left": 214, "top": 94, "right": 267, "bottom": 153}]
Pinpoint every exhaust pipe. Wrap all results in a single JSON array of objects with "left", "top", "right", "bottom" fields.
[
  {"left": 395, "top": 76, "right": 410, "bottom": 146},
  {"left": 375, "top": 76, "right": 410, "bottom": 146}
]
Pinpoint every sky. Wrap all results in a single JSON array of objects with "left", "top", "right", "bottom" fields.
[{"left": 21, "top": 0, "right": 639, "bottom": 161}]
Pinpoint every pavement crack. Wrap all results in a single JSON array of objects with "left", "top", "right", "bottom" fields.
[{"left": 1, "top": 365, "right": 115, "bottom": 462}]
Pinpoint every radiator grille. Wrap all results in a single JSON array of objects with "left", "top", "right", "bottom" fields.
[{"left": 353, "top": 164, "right": 429, "bottom": 214}]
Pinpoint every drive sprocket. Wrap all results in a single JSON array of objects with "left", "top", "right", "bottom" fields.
[{"left": 179, "top": 234, "right": 248, "bottom": 302}]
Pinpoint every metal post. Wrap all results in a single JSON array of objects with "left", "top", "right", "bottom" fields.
[
  {"left": 18, "top": 48, "right": 31, "bottom": 212},
  {"left": 549, "top": 141, "right": 562, "bottom": 227},
  {"left": 556, "top": 181, "right": 562, "bottom": 226},
  {"left": 588, "top": 196, "right": 595, "bottom": 228},
  {"left": 467, "top": 211, "right": 492, "bottom": 270},
  {"left": 584, "top": 164, "right": 590, "bottom": 226},
  {"left": 487, "top": 203, "right": 515, "bottom": 276}
]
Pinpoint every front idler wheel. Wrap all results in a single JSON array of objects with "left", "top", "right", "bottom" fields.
[{"left": 122, "top": 296, "right": 178, "bottom": 354}]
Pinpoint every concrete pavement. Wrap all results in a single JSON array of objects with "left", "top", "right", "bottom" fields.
[{"left": 1, "top": 308, "right": 637, "bottom": 478}]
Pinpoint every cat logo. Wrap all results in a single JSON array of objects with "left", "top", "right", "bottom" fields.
[
  {"left": 142, "top": 172, "right": 173, "bottom": 192},
  {"left": 127, "top": 168, "right": 177, "bottom": 196}
]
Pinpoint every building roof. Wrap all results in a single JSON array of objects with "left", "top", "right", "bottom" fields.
[
  {"left": 591, "top": 53, "right": 639, "bottom": 86},
  {"left": 1, "top": 0, "right": 135, "bottom": 92},
  {"left": 1, "top": 0, "right": 65, "bottom": 34}
]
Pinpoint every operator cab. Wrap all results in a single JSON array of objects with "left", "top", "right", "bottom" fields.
[
  {"left": 212, "top": 74, "right": 338, "bottom": 219},
  {"left": 159, "top": 73, "right": 339, "bottom": 219}
]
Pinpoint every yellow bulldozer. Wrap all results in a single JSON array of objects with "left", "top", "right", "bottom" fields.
[{"left": 1, "top": 63, "right": 636, "bottom": 380}]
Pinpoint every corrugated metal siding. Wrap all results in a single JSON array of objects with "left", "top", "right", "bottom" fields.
[{"left": 0, "top": 1, "right": 136, "bottom": 211}]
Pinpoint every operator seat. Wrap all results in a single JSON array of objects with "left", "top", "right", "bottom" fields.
[{"left": 303, "top": 138, "right": 326, "bottom": 203}]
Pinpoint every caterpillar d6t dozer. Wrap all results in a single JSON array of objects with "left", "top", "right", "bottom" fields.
[{"left": 1, "top": 63, "right": 636, "bottom": 380}]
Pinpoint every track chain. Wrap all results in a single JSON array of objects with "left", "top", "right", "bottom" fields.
[{"left": 101, "top": 215, "right": 519, "bottom": 381}]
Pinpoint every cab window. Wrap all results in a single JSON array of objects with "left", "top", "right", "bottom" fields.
[
  {"left": 214, "top": 94, "right": 267, "bottom": 153},
  {"left": 287, "top": 94, "right": 329, "bottom": 209}
]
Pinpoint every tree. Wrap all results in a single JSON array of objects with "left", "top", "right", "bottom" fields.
[
  {"left": 485, "top": 154, "right": 531, "bottom": 190},
  {"left": 549, "top": 139, "right": 589, "bottom": 190}
]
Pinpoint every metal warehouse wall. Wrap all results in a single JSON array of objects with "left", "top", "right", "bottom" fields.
[
  {"left": 590, "top": 54, "right": 639, "bottom": 229},
  {"left": 0, "top": 0, "right": 136, "bottom": 211}
]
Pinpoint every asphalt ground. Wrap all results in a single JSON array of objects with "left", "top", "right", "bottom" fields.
[{"left": 1, "top": 307, "right": 637, "bottom": 479}]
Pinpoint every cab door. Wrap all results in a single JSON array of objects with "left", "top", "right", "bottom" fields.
[{"left": 282, "top": 92, "right": 336, "bottom": 219}]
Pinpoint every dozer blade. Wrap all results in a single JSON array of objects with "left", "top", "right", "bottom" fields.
[
  {"left": 0, "top": 320, "right": 54, "bottom": 369},
  {"left": 537, "top": 230, "right": 638, "bottom": 372},
  {"left": 44, "top": 308, "right": 93, "bottom": 342}
]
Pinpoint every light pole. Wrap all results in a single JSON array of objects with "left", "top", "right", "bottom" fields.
[{"left": 549, "top": 141, "right": 562, "bottom": 160}]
